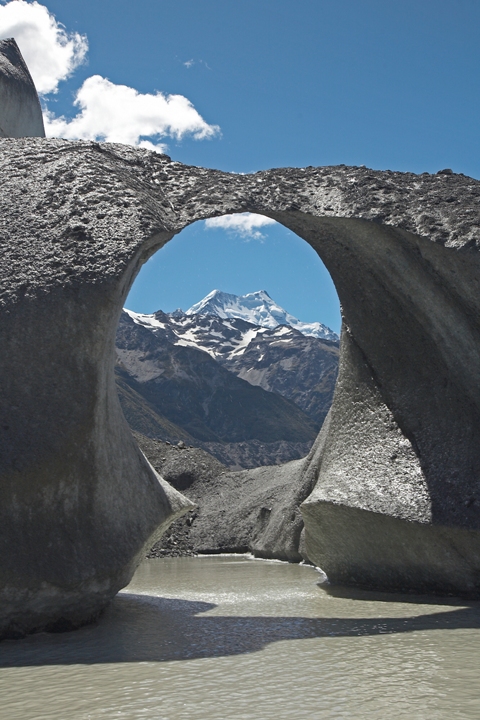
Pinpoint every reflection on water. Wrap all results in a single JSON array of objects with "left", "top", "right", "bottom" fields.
[{"left": 0, "top": 555, "right": 480, "bottom": 719}]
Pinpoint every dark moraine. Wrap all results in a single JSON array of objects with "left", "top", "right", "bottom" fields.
[{"left": 1, "top": 40, "right": 480, "bottom": 636}]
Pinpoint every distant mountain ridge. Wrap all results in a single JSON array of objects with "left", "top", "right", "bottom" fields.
[
  {"left": 117, "top": 290, "right": 339, "bottom": 467},
  {"left": 116, "top": 310, "right": 318, "bottom": 445},
  {"left": 124, "top": 306, "right": 339, "bottom": 426},
  {"left": 185, "top": 289, "right": 339, "bottom": 341}
]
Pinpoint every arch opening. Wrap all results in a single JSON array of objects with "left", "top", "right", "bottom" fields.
[
  {"left": 117, "top": 214, "right": 341, "bottom": 467},
  {"left": 114, "top": 213, "right": 342, "bottom": 560}
]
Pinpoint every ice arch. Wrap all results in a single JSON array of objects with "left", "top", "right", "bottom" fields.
[
  {"left": 0, "top": 39, "right": 45, "bottom": 139},
  {"left": 1, "top": 138, "right": 480, "bottom": 636}
]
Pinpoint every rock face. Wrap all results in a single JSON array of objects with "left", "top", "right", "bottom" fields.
[
  {"left": 0, "top": 39, "right": 45, "bottom": 138},
  {"left": 222, "top": 326, "right": 339, "bottom": 426},
  {"left": 2, "top": 132, "right": 480, "bottom": 634}
]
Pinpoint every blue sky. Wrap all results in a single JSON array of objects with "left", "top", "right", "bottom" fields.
[{"left": 2, "top": 0, "right": 479, "bottom": 331}]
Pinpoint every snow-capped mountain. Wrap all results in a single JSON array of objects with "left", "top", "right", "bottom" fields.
[
  {"left": 115, "top": 310, "right": 319, "bottom": 467},
  {"left": 117, "top": 290, "right": 339, "bottom": 466},
  {"left": 185, "top": 289, "right": 339, "bottom": 342},
  {"left": 124, "top": 308, "right": 281, "bottom": 362},
  {"left": 122, "top": 300, "right": 339, "bottom": 426}
]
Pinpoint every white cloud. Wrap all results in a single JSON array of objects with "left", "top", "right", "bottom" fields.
[
  {"left": 0, "top": 0, "right": 87, "bottom": 94},
  {"left": 205, "top": 213, "right": 277, "bottom": 240},
  {"left": 43, "top": 74, "right": 220, "bottom": 150},
  {"left": 0, "top": 1, "right": 220, "bottom": 150}
]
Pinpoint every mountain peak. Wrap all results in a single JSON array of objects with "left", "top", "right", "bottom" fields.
[
  {"left": 186, "top": 290, "right": 338, "bottom": 341},
  {"left": 244, "top": 289, "right": 271, "bottom": 301}
]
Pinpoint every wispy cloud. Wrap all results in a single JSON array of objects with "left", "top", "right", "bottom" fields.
[
  {"left": 0, "top": 1, "right": 220, "bottom": 151},
  {"left": 183, "top": 58, "right": 211, "bottom": 70},
  {"left": 205, "top": 213, "right": 277, "bottom": 240},
  {"left": 0, "top": 0, "right": 87, "bottom": 94},
  {"left": 44, "top": 75, "right": 220, "bottom": 150}
]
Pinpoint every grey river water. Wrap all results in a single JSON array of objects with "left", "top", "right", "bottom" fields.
[{"left": 0, "top": 555, "right": 480, "bottom": 719}]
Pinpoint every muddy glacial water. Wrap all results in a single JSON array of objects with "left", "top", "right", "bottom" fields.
[{"left": 0, "top": 555, "right": 480, "bottom": 719}]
